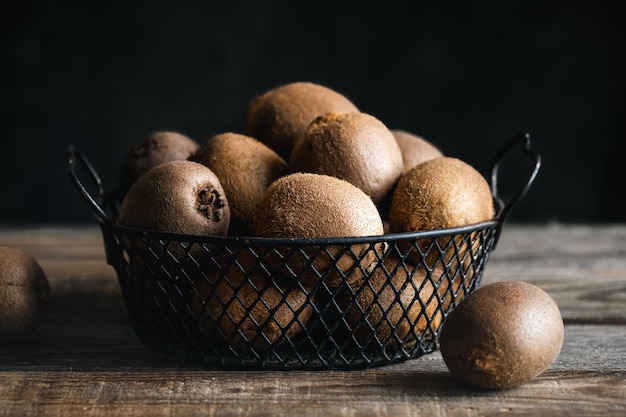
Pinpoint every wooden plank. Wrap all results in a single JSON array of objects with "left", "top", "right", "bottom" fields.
[
  {"left": 0, "top": 324, "right": 624, "bottom": 416},
  {"left": 0, "top": 225, "right": 625, "bottom": 416},
  {"left": 1, "top": 224, "right": 624, "bottom": 323},
  {"left": 482, "top": 224, "right": 626, "bottom": 324}
]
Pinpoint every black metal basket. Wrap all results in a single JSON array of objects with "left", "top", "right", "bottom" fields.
[{"left": 67, "top": 132, "right": 540, "bottom": 370}]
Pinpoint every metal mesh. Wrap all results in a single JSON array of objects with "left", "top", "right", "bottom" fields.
[{"left": 103, "top": 219, "right": 498, "bottom": 370}]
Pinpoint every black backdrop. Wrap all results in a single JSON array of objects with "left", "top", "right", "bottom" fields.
[{"left": 1, "top": 0, "right": 624, "bottom": 224}]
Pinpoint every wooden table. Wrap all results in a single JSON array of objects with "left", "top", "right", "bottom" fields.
[{"left": 0, "top": 224, "right": 625, "bottom": 416}]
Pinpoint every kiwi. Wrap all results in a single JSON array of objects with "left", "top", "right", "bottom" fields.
[
  {"left": 0, "top": 246, "right": 50, "bottom": 345},
  {"left": 388, "top": 157, "right": 494, "bottom": 268},
  {"left": 289, "top": 111, "right": 404, "bottom": 205},
  {"left": 253, "top": 172, "right": 385, "bottom": 287},
  {"left": 246, "top": 82, "right": 359, "bottom": 160},
  {"left": 191, "top": 250, "right": 314, "bottom": 354},
  {"left": 117, "top": 160, "right": 230, "bottom": 335},
  {"left": 118, "top": 160, "right": 230, "bottom": 236},
  {"left": 118, "top": 131, "right": 199, "bottom": 195},
  {"left": 190, "top": 132, "right": 288, "bottom": 236},
  {"left": 334, "top": 255, "right": 443, "bottom": 352},
  {"left": 440, "top": 280, "right": 564, "bottom": 389},
  {"left": 391, "top": 129, "right": 443, "bottom": 173}
]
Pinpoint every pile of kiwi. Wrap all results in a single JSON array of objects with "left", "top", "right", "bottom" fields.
[{"left": 114, "top": 81, "right": 496, "bottom": 356}]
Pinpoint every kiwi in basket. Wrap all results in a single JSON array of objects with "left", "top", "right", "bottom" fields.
[
  {"left": 391, "top": 129, "right": 443, "bottom": 174},
  {"left": 118, "top": 160, "right": 230, "bottom": 332},
  {"left": 118, "top": 131, "right": 199, "bottom": 195},
  {"left": 246, "top": 81, "right": 359, "bottom": 160},
  {"left": 118, "top": 160, "right": 230, "bottom": 237},
  {"left": 0, "top": 246, "right": 50, "bottom": 345},
  {"left": 388, "top": 157, "right": 494, "bottom": 269},
  {"left": 190, "top": 132, "right": 288, "bottom": 236},
  {"left": 253, "top": 172, "right": 385, "bottom": 288},
  {"left": 331, "top": 255, "right": 442, "bottom": 353},
  {"left": 289, "top": 111, "right": 404, "bottom": 205},
  {"left": 191, "top": 250, "right": 314, "bottom": 354}
]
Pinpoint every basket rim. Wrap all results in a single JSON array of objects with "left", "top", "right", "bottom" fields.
[{"left": 106, "top": 217, "right": 501, "bottom": 246}]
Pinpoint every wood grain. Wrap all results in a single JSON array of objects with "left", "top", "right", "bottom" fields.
[{"left": 0, "top": 225, "right": 625, "bottom": 416}]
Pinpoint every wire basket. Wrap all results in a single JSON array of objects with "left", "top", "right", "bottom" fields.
[{"left": 67, "top": 132, "right": 540, "bottom": 370}]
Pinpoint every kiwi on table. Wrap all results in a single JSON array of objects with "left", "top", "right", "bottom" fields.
[
  {"left": 253, "top": 172, "right": 385, "bottom": 288},
  {"left": 118, "top": 131, "right": 199, "bottom": 195},
  {"left": 391, "top": 129, "right": 443, "bottom": 174},
  {"left": 246, "top": 82, "right": 359, "bottom": 160},
  {"left": 289, "top": 111, "right": 404, "bottom": 205},
  {"left": 0, "top": 246, "right": 50, "bottom": 345},
  {"left": 117, "top": 160, "right": 230, "bottom": 334},
  {"left": 190, "top": 132, "right": 288, "bottom": 236},
  {"left": 191, "top": 250, "right": 314, "bottom": 354},
  {"left": 388, "top": 156, "right": 494, "bottom": 268},
  {"left": 440, "top": 280, "right": 564, "bottom": 389},
  {"left": 333, "top": 255, "right": 443, "bottom": 353}
]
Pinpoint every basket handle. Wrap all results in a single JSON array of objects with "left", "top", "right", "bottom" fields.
[
  {"left": 66, "top": 145, "right": 113, "bottom": 225},
  {"left": 489, "top": 132, "right": 541, "bottom": 241}
]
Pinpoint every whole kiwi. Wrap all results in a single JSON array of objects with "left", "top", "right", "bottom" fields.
[
  {"left": 0, "top": 246, "right": 50, "bottom": 345},
  {"left": 118, "top": 160, "right": 230, "bottom": 236},
  {"left": 253, "top": 172, "right": 385, "bottom": 287},
  {"left": 289, "top": 111, "right": 404, "bottom": 205},
  {"left": 191, "top": 250, "right": 314, "bottom": 354},
  {"left": 246, "top": 82, "right": 359, "bottom": 160},
  {"left": 388, "top": 157, "right": 494, "bottom": 268},
  {"left": 190, "top": 132, "right": 288, "bottom": 236},
  {"left": 391, "top": 129, "right": 443, "bottom": 174},
  {"left": 118, "top": 131, "right": 199, "bottom": 195},
  {"left": 440, "top": 280, "right": 564, "bottom": 389},
  {"left": 117, "top": 160, "right": 230, "bottom": 333},
  {"left": 335, "top": 255, "right": 443, "bottom": 352}
]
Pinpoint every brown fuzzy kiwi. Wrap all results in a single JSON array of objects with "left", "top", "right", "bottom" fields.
[
  {"left": 391, "top": 129, "right": 444, "bottom": 174},
  {"left": 388, "top": 157, "right": 494, "bottom": 268},
  {"left": 190, "top": 132, "right": 288, "bottom": 236},
  {"left": 334, "top": 256, "right": 442, "bottom": 352},
  {"left": 253, "top": 172, "right": 385, "bottom": 287},
  {"left": 246, "top": 82, "right": 359, "bottom": 160},
  {"left": 191, "top": 250, "right": 314, "bottom": 354},
  {"left": 0, "top": 246, "right": 50, "bottom": 345},
  {"left": 440, "top": 280, "right": 564, "bottom": 389},
  {"left": 118, "top": 160, "right": 230, "bottom": 236},
  {"left": 289, "top": 111, "right": 404, "bottom": 205},
  {"left": 118, "top": 131, "right": 199, "bottom": 195},
  {"left": 117, "top": 160, "right": 230, "bottom": 336}
]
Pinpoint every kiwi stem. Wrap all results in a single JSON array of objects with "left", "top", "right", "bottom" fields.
[{"left": 197, "top": 187, "right": 226, "bottom": 222}]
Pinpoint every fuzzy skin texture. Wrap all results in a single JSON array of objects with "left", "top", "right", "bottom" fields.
[
  {"left": 190, "top": 132, "right": 288, "bottom": 233},
  {"left": 389, "top": 157, "right": 494, "bottom": 269},
  {"left": 440, "top": 280, "right": 564, "bottom": 389},
  {"left": 289, "top": 112, "right": 404, "bottom": 205},
  {"left": 118, "top": 131, "right": 199, "bottom": 194},
  {"left": 246, "top": 82, "right": 359, "bottom": 160},
  {"left": 253, "top": 172, "right": 385, "bottom": 287},
  {"left": 391, "top": 129, "right": 444, "bottom": 174},
  {"left": 254, "top": 172, "right": 383, "bottom": 239},
  {"left": 389, "top": 157, "right": 494, "bottom": 233},
  {"left": 118, "top": 160, "right": 230, "bottom": 236},
  {"left": 0, "top": 246, "right": 50, "bottom": 345}
]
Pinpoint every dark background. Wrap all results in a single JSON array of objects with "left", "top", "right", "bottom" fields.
[{"left": 1, "top": 0, "right": 624, "bottom": 225}]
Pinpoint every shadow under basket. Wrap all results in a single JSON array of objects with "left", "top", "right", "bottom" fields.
[{"left": 67, "top": 132, "right": 541, "bottom": 370}]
